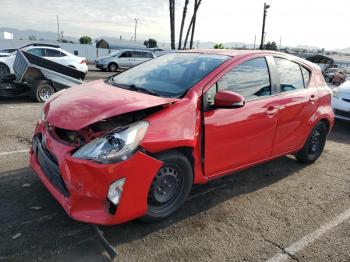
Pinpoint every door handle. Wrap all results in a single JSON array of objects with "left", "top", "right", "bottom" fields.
[
  {"left": 309, "top": 95, "right": 318, "bottom": 103},
  {"left": 265, "top": 106, "right": 279, "bottom": 116}
]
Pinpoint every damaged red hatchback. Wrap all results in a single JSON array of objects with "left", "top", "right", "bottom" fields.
[{"left": 30, "top": 50, "right": 334, "bottom": 225}]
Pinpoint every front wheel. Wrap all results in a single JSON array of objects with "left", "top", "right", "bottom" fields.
[
  {"left": 295, "top": 122, "right": 327, "bottom": 164},
  {"left": 108, "top": 63, "right": 118, "bottom": 72},
  {"left": 30, "top": 80, "right": 55, "bottom": 102},
  {"left": 0, "top": 63, "right": 10, "bottom": 76},
  {"left": 141, "top": 151, "right": 193, "bottom": 223}
]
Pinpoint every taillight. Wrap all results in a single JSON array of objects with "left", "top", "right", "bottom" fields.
[{"left": 80, "top": 59, "right": 87, "bottom": 64}]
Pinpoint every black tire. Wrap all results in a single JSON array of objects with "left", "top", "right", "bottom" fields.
[
  {"left": 108, "top": 63, "right": 118, "bottom": 72},
  {"left": 141, "top": 151, "right": 193, "bottom": 223},
  {"left": 295, "top": 122, "right": 327, "bottom": 164},
  {"left": 30, "top": 80, "right": 55, "bottom": 102},
  {"left": 0, "top": 63, "right": 10, "bottom": 76}
]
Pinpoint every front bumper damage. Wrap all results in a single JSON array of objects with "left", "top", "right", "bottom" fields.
[{"left": 30, "top": 120, "right": 162, "bottom": 225}]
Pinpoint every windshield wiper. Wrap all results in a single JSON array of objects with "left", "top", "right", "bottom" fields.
[{"left": 110, "top": 81, "right": 159, "bottom": 96}]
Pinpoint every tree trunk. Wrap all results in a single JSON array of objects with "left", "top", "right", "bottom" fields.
[
  {"left": 189, "top": 0, "right": 198, "bottom": 49},
  {"left": 169, "top": 0, "right": 176, "bottom": 50},
  {"left": 178, "top": 0, "right": 189, "bottom": 50},
  {"left": 183, "top": 0, "right": 201, "bottom": 50}
]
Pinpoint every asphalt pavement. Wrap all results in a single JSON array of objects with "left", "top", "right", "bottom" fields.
[{"left": 0, "top": 68, "right": 349, "bottom": 262}]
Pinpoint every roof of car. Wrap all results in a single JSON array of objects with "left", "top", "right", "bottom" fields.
[
  {"left": 180, "top": 49, "right": 287, "bottom": 57},
  {"left": 180, "top": 49, "right": 318, "bottom": 69}
]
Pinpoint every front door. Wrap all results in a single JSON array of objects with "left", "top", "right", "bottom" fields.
[{"left": 204, "top": 57, "right": 279, "bottom": 178}]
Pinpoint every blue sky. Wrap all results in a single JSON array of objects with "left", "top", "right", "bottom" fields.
[{"left": 1, "top": 0, "right": 350, "bottom": 49}]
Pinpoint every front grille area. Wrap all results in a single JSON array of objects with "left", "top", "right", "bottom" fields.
[
  {"left": 32, "top": 134, "right": 70, "bottom": 197},
  {"left": 334, "top": 109, "right": 350, "bottom": 119}
]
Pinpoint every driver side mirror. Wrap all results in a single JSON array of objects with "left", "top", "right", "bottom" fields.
[{"left": 214, "top": 91, "right": 245, "bottom": 108}]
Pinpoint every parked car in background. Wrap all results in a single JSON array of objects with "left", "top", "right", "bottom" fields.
[
  {"left": 30, "top": 50, "right": 333, "bottom": 226},
  {"left": 95, "top": 49, "right": 155, "bottom": 72},
  {"left": 0, "top": 44, "right": 88, "bottom": 76},
  {"left": 332, "top": 80, "right": 350, "bottom": 120},
  {"left": 325, "top": 67, "right": 346, "bottom": 84}
]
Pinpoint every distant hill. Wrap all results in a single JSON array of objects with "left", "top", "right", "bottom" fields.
[
  {"left": 0, "top": 27, "right": 77, "bottom": 42},
  {"left": 335, "top": 47, "right": 350, "bottom": 54}
]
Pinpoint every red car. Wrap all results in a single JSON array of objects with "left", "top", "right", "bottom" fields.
[{"left": 30, "top": 50, "right": 334, "bottom": 225}]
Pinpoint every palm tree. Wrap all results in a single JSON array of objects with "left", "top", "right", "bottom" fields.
[
  {"left": 214, "top": 43, "right": 225, "bottom": 49},
  {"left": 178, "top": 0, "right": 189, "bottom": 50}
]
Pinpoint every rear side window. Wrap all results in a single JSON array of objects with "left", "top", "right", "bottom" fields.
[
  {"left": 27, "top": 48, "right": 45, "bottom": 57},
  {"left": 45, "top": 49, "right": 64, "bottom": 57},
  {"left": 217, "top": 57, "right": 271, "bottom": 101},
  {"left": 274, "top": 58, "right": 304, "bottom": 92},
  {"left": 145, "top": 52, "right": 154, "bottom": 58},
  {"left": 301, "top": 66, "right": 310, "bottom": 87}
]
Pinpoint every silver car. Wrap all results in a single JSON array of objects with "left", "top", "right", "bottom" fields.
[{"left": 95, "top": 49, "right": 155, "bottom": 72}]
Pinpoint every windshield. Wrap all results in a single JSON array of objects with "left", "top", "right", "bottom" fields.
[{"left": 110, "top": 53, "right": 230, "bottom": 98}]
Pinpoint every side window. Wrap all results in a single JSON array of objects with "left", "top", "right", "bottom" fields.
[
  {"left": 27, "top": 48, "right": 45, "bottom": 57},
  {"left": 132, "top": 51, "right": 142, "bottom": 58},
  {"left": 119, "top": 51, "right": 131, "bottom": 58},
  {"left": 45, "top": 49, "right": 62, "bottom": 57},
  {"left": 301, "top": 66, "right": 310, "bottom": 87},
  {"left": 274, "top": 58, "right": 304, "bottom": 92},
  {"left": 217, "top": 57, "right": 271, "bottom": 101}
]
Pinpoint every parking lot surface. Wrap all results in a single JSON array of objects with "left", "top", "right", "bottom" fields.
[{"left": 0, "top": 69, "right": 349, "bottom": 261}]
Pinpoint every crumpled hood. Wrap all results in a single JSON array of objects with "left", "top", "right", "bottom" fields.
[{"left": 45, "top": 80, "right": 177, "bottom": 130}]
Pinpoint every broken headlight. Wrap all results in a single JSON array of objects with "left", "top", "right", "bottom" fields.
[{"left": 72, "top": 121, "right": 149, "bottom": 163}]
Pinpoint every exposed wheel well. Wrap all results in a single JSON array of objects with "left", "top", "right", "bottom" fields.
[
  {"left": 319, "top": 118, "right": 330, "bottom": 134},
  {"left": 152, "top": 147, "right": 194, "bottom": 170},
  {"left": 108, "top": 62, "right": 118, "bottom": 68}
]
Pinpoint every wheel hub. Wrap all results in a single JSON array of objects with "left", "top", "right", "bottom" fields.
[
  {"left": 149, "top": 166, "right": 180, "bottom": 205},
  {"left": 309, "top": 129, "right": 321, "bottom": 153},
  {"left": 38, "top": 86, "right": 53, "bottom": 101}
]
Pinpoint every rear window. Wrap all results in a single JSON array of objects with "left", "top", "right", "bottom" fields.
[
  {"left": 274, "top": 57, "right": 304, "bottom": 92},
  {"left": 301, "top": 66, "right": 310, "bottom": 87}
]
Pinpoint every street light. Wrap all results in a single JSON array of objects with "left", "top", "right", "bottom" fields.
[{"left": 259, "top": 3, "right": 270, "bottom": 50}]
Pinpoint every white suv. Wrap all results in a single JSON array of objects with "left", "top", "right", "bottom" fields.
[{"left": 0, "top": 44, "right": 88, "bottom": 76}]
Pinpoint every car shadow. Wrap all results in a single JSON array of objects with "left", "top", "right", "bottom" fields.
[
  {"left": 102, "top": 155, "right": 307, "bottom": 247},
  {"left": 0, "top": 155, "right": 307, "bottom": 261},
  {"left": 328, "top": 119, "right": 350, "bottom": 145}
]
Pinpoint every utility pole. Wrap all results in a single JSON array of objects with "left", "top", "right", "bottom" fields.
[
  {"left": 134, "top": 18, "right": 138, "bottom": 42},
  {"left": 56, "top": 15, "right": 60, "bottom": 41},
  {"left": 259, "top": 3, "right": 270, "bottom": 50},
  {"left": 279, "top": 36, "right": 282, "bottom": 50},
  {"left": 253, "top": 35, "right": 256, "bottom": 49}
]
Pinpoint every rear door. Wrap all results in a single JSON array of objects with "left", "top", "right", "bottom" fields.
[
  {"left": 203, "top": 56, "right": 279, "bottom": 177},
  {"left": 44, "top": 48, "right": 67, "bottom": 66},
  {"left": 270, "top": 56, "right": 319, "bottom": 156},
  {"left": 132, "top": 51, "right": 148, "bottom": 66}
]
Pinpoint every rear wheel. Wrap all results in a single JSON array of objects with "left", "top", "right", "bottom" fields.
[
  {"left": 108, "top": 63, "right": 118, "bottom": 72},
  {"left": 0, "top": 63, "right": 10, "bottom": 76},
  {"left": 30, "top": 80, "right": 55, "bottom": 102},
  {"left": 141, "top": 151, "right": 193, "bottom": 223},
  {"left": 295, "top": 122, "right": 327, "bottom": 164}
]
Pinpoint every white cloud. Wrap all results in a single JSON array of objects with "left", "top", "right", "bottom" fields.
[{"left": 1, "top": 0, "right": 350, "bottom": 49}]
